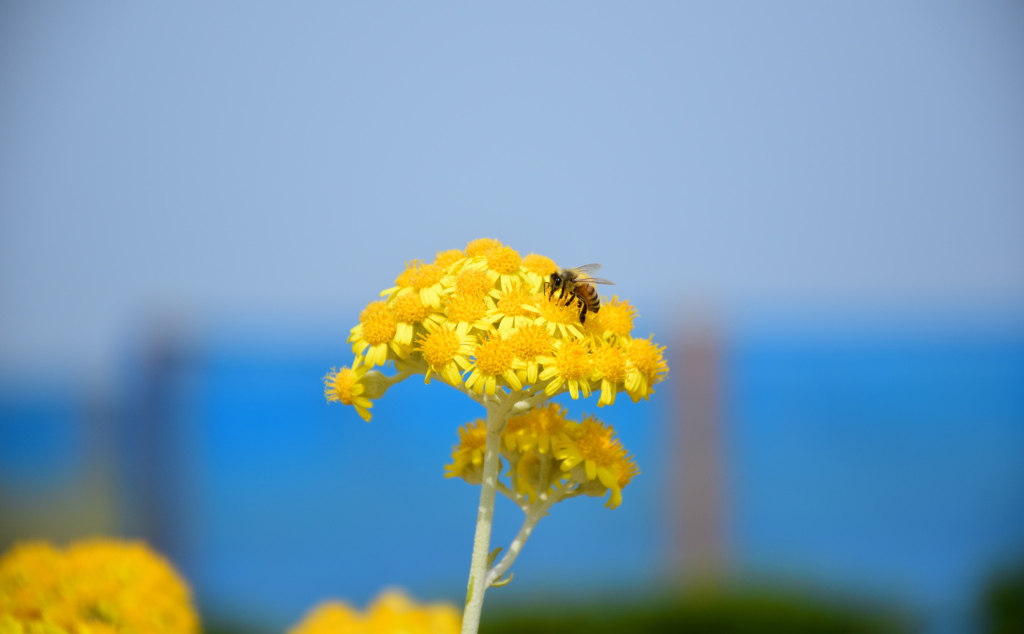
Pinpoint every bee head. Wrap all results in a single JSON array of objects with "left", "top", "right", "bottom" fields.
[{"left": 549, "top": 271, "right": 562, "bottom": 286}]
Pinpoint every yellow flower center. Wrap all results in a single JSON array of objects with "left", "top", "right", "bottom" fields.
[
  {"left": 359, "top": 301, "right": 397, "bottom": 345},
  {"left": 592, "top": 345, "right": 627, "bottom": 382},
  {"left": 434, "top": 249, "right": 465, "bottom": 269},
  {"left": 446, "top": 293, "right": 488, "bottom": 323},
  {"left": 325, "top": 367, "right": 362, "bottom": 405},
  {"left": 628, "top": 338, "right": 665, "bottom": 375},
  {"left": 473, "top": 336, "right": 514, "bottom": 376},
  {"left": 592, "top": 297, "right": 635, "bottom": 338},
  {"left": 496, "top": 287, "right": 535, "bottom": 317},
  {"left": 486, "top": 245, "right": 521, "bottom": 274},
  {"left": 508, "top": 324, "right": 552, "bottom": 360},
  {"left": 522, "top": 253, "right": 558, "bottom": 277},
  {"left": 465, "top": 238, "right": 503, "bottom": 256},
  {"left": 552, "top": 339, "right": 591, "bottom": 379},
  {"left": 389, "top": 293, "right": 429, "bottom": 324},
  {"left": 455, "top": 269, "right": 493, "bottom": 298},
  {"left": 418, "top": 327, "right": 460, "bottom": 368}
]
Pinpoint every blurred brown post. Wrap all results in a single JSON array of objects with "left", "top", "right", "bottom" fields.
[{"left": 672, "top": 315, "right": 726, "bottom": 583}]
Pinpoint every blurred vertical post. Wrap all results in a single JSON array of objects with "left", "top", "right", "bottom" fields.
[
  {"left": 120, "top": 317, "right": 190, "bottom": 562},
  {"left": 672, "top": 312, "right": 726, "bottom": 583}
]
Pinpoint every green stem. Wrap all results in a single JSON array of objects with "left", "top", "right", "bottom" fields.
[{"left": 461, "top": 393, "right": 515, "bottom": 634}]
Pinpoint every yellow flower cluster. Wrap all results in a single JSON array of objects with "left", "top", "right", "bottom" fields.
[
  {"left": 446, "top": 404, "right": 638, "bottom": 509},
  {"left": 325, "top": 238, "right": 668, "bottom": 421},
  {"left": 288, "top": 589, "right": 460, "bottom": 634},
  {"left": 0, "top": 539, "right": 198, "bottom": 634}
]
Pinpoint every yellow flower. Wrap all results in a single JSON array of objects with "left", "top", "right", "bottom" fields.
[
  {"left": 444, "top": 418, "right": 488, "bottom": 484},
  {"left": 417, "top": 325, "right": 475, "bottom": 386},
  {"left": 286, "top": 601, "right": 360, "bottom": 633},
  {"left": 324, "top": 364, "right": 375, "bottom": 422},
  {"left": 507, "top": 323, "right": 553, "bottom": 385},
  {"left": 521, "top": 253, "right": 558, "bottom": 290},
  {"left": 464, "top": 238, "right": 503, "bottom": 257},
  {"left": 289, "top": 589, "right": 460, "bottom": 634},
  {"left": 586, "top": 296, "right": 636, "bottom": 341},
  {"left": 380, "top": 260, "right": 449, "bottom": 309},
  {"left": 486, "top": 285, "right": 539, "bottom": 334},
  {"left": 538, "top": 338, "right": 593, "bottom": 399},
  {"left": 503, "top": 403, "right": 571, "bottom": 455},
  {"left": 0, "top": 539, "right": 199, "bottom": 634},
  {"left": 465, "top": 335, "right": 523, "bottom": 396},
  {"left": 624, "top": 337, "right": 669, "bottom": 402},
  {"left": 444, "top": 291, "right": 494, "bottom": 334},
  {"left": 554, "top": 416, "right": 638, "bottom": 508},
  {"left": 529, "top": 292, "right": 586, "bottom": 339},
  {"left": 433, "top": 248, "right": 466, "bottom": 270},
  {"left": 590, "top": 343, "right": 628, "bottom": 407},
  {"left": 388, "top": 292, "right": 439, "bottom": 351},
  {"left": 349, "top": 301, "right": 399, "bottom": 367}
]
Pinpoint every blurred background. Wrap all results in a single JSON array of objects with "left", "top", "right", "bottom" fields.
[{"left": 1, "top": 2, "right": 1023, "bottom": 632}]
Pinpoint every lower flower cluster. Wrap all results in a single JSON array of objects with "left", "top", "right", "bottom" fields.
[{"left": 446, "top": 403, "right": 638, "bottom": 509}]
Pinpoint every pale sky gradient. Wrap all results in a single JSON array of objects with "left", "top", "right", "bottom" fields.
[{"left": 2, "top": 2, "right": 1023, "bottom": 383}]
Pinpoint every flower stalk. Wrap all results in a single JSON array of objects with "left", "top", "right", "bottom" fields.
[{"left": 461, "top": 395, "right": 514, "bottom": 634}]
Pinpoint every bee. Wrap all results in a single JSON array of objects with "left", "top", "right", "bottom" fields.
[{"left": 547, "top": 264, "right": 615, "bottom": 324}]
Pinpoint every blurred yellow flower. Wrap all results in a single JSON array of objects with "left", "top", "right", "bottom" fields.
[
  {"left": 0, "top": 539, "right": 198, "bottom": 634},
  {"left": 289, "top": 589, "right": 460, "bottom": 634}
]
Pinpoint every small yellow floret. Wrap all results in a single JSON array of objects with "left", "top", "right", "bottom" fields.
[
  {"left": 591, "top": 296, "right": 636, "bottom": 339},
  {"left": 557, "top": 415, "right": 637, "bottom": 508},
  {"left": 522, "top": 253, "right": 558, "bottom": 277},
  {"left": 390, "top": 293, "right": 430, "bottom": 324},
  {"left": 466, "top": 336, "right": 522, "bottom": 395},
  {"left": 539, "top": 338, "right": 592, "bottom": 399},
  {"left": 434, "top": 248, "right": 466, "bottom": 270},
  {"left": 445, "top": 292, "right": 489, "bottom": 325},
  {"left": 591, "top": 344, "right": 627, "bottom": 406},
  {"left": 324, "top": 366, "right": 373, "bottom": 421},
  {"left": 445, "top": 419, "right": 488, "bottom": 483},
  {"left": 359, "top": 302, "right": 397, "bottom": 345},
  {"left": 465, "top": 238, "right": 503, "bottom": 256},
  {"left": 417, "top": 326, "right": 473, "bottom": 385},
  {"left": 486, "top": 245, "right": 522, "bottom": 274},
  {"left": 473, "top": 337, "right": 514, "bottom": 376},
  {"left": 455, "top": 268, "right": 494, "bottom": 298}
]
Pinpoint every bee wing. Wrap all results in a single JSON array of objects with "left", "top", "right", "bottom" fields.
[
  {"left": 573, "top": 263, "right": 603, "bottom": 275},
  {"left": 576, "top": 277, "right": 615, "bottom": 286}
]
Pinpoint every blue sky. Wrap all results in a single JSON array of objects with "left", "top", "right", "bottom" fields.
[{"left": 2, "top": 1, "right": 1023, "bottom": 384}]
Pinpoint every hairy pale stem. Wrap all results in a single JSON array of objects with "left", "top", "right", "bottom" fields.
[
  {"left": 460, "top": 394, "right": 515, "bottom": 634},
  {"left": 485, "top": 492, "right": 558, "bottom": 587}
]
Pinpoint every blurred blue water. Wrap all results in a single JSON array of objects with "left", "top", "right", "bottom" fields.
[{"left": 2, "top": 316, "right": 1022, "bottom": 631}]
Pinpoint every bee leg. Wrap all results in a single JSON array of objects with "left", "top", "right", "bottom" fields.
[{"left": 579, "top": 301, "right": 588, "bottom": 324}]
